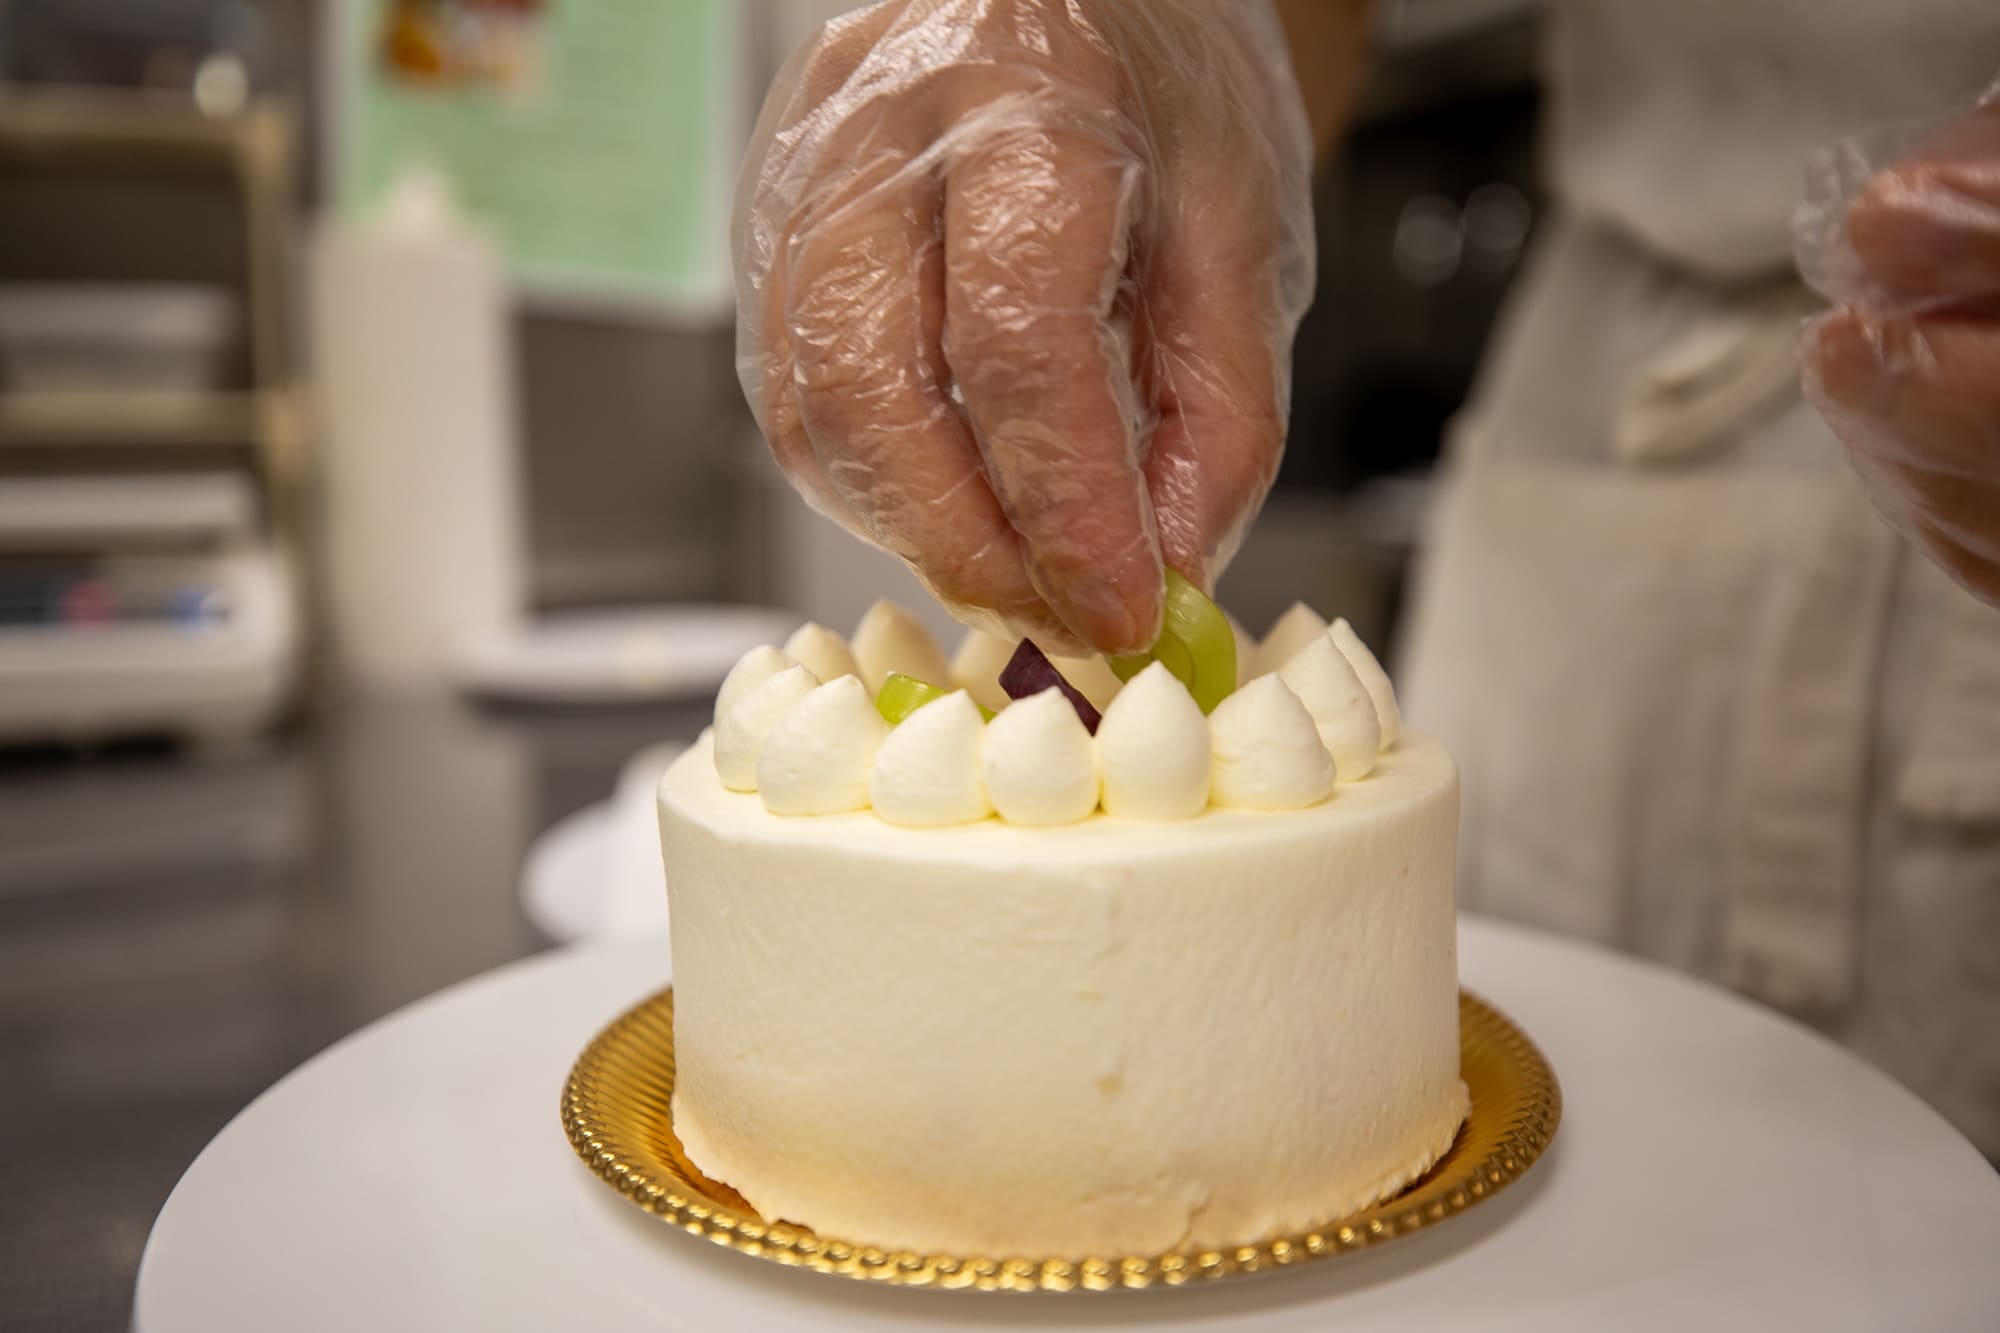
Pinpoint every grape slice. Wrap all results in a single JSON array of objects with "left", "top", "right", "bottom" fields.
[
  {"left": 876, "top": 673, "right": 992, "bottom": 726},
  {"left": 998, "top": 640, "right": 1103, "bottom": 734},
  {"left": 1108, "top": 569, "right": 1237, "bottom": 713},
  {"left": 875, "top": 673, "right": 949, "bottom": 725}
]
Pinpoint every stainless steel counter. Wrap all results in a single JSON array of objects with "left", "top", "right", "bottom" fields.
[{"left": 0, "top": 691, "right": 710, "bottom": 1331}]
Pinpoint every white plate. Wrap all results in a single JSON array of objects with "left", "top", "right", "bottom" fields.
[
  {"left": 460, "top": 606, "right": 800, "bottom": 705},
  {"left": 520, "top": 741, "right": 683, "bottom": 944},
  {"left": 136, "top": 919, "right": 2000, "bottom": 1332}
]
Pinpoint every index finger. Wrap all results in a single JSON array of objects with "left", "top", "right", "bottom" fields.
[
  {"left": 942, "top": 117, "right": 1164, "bottom": 654},
  {"left": 1848, "top": 103, "right": 2000, "bottom": 302},
  {"left": 783, "top": 168, "right": 1081, "bottom": 650}
]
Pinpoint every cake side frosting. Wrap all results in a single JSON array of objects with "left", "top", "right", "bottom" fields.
[{"left": 659, "top": 730, "right": 1466, "bottom": 1257}]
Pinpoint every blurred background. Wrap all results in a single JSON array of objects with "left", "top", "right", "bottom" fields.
[{"left": 0, "top": 1, "right": 1541, "bottom": 1326}]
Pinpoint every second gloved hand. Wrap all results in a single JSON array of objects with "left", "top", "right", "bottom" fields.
[
  {"left": 735, "top": 0, "right": 1317, "bottom": 653},
  {"left": 1800, "top": 97, "right": 2000, "bottom": 605}
]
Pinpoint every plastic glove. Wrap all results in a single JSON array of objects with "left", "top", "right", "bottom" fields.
[
  {"left": 735, "top": 0, "right": 1316, "bottom": 654},
  {"left": 1798, "top": 94, "right": 2000, "bottom": 606}
]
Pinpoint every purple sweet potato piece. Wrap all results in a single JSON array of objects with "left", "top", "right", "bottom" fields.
[{"left": 998, "top": 639, "right": 1103, "bottom": 734}]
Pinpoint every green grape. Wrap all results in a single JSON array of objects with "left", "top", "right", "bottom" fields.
[
  {"left": 875, "top": 673, "right": 992, "bottom": 725},
  {"left": 1108, "top": 569, "right": 1237, "bottom": 713}
]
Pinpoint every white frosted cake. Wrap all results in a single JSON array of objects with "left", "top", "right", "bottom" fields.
[{"left": 657, "top": 600, "right": 1465, "bottom": 1258}]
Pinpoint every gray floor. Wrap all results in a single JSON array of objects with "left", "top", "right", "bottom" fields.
[{"left": 0, "top": 690, "right": 709, "bottom": 1332}]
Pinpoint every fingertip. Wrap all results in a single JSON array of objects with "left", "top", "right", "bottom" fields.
[
  {"left": 1038, "top": 545, "right": 1164, "bottom": 656},
  {"left": 1804, "top": 308, "right": 1887, "bottom": 410},
  {"left": 1052, "top": 582, "right": 1161, "bottom": 657},
  {"left": 903, "top": 525, "right": 1089, "bottom": 655},
  {"left": 1845, "top": 166, "right": 1928, "bottom": 289}
]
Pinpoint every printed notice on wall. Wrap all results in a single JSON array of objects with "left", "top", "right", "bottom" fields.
[{"left": 333, "top": 0, "right": 739, "bottom": 317}]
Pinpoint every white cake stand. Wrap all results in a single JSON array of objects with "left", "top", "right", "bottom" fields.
[{"left": 135, "top": 918, "right": 2000, "bottom": 1332}]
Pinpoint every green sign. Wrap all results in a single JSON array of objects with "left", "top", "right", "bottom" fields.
[{"left": 333, "top": 0, "right": 739, "bottom": 316}]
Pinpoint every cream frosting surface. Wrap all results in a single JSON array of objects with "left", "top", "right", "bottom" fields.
[
  {"left": 713, "top": 644, "right": 795, "bottom": 726},
  {"left": 947, "top": 629, "right": 1017, "bottom": 714},
  {"left": 1277, "top": 634, "right": 1382, "bottom": 782},
  {"left": 712, "top": 663, "right": 818, "bottom": 792},
  {"left": 755, "top": 676, "right": 888, "bottom": 815},
  {"left": 1256, "top": 602, "right": 1328, "bottom": 679},
  {"left": 781, "top": 622, "right": 860, "bottom": 685},
  {"left": 714, "top": 610, "right": 1413, "bottom": 825},
  {"left": 851, "top": 599, "right": 952, "bottom": 692},
  {"left": 660, "top": 730, "right": 1466, "bottom": 1257},
  {"left": 1208, "top": 674, "right": 1338, "bottom": 809},
  {"left": 1331, "top": 616, "right": 1402, "bottom": 747},
  {"left": 1095, "top": 662, "right": 1211, "bottom": 820},
  {"left": 980, "top": 688, "right": 1101, "bottom": 827},
  {"left": 867, "top": 690, "right": 991, "bottom": 827}
]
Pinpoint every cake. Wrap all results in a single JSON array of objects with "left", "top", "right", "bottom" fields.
[{"left": 657, "top": 597, "right": 1465, "bottom": 1259}]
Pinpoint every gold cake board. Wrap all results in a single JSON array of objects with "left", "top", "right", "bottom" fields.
[{"left": 562, "top": 987, "right": 1559, "bottom": 1293}]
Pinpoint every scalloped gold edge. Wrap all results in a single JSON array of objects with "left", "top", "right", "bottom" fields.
[{"left": 562, "top": 988, "right": 1560, "bottom": 1293}]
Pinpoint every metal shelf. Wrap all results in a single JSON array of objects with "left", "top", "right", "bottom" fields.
[
  {"left": 0, "top": 388, "right": 281, "bottom": 447},
  {"left": 0, "top": 87, "right": 314, "bottom": 704},
  {"left": 0, "top": 89, "right": 288, "bottom": 180}
]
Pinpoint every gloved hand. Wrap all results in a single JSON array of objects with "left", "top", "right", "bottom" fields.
[
  {"left": 735, "top": 0, "right": 1316, "bottom": 653},
  {"left": 1799, "top": 96, "right": 2000, "bottom": 606}
]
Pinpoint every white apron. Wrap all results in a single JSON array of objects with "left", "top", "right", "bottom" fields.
[{"left": 1400, "top": 2, "right": 2000, "bottom": 1155}]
